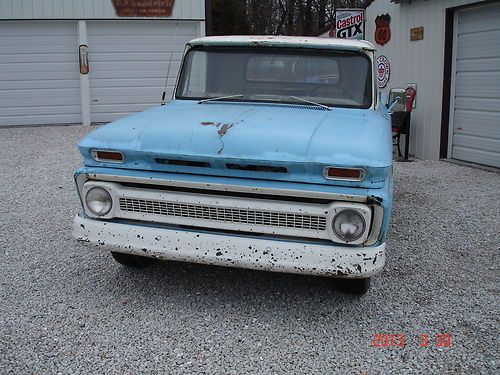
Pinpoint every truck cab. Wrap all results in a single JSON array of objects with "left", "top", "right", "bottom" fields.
[{"left": 73, "top": 36, "right": 393, "bottom": 295}]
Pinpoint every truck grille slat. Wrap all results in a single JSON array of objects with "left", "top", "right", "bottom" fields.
[{"left": 119, "top": 197, "right": 327, "bottom": 231}]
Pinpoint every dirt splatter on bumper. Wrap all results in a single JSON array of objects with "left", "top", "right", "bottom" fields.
[{"left": 73, "top": 215, "right": 385, "bottom": 278}]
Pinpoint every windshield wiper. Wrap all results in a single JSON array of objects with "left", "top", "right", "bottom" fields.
[
  {"left": 288, "top": 96, "right": 332, "bottom": 111},
  {"left": 198, "top": 94, "right": 244, "bottom": 104}
]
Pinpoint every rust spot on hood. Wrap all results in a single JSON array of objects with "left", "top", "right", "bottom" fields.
[
  {"left": 200, "top": 121, "right": 235, "bottom": 137},
  {"left": 218, "top": 123, "right": 234, "bottom": 136}
]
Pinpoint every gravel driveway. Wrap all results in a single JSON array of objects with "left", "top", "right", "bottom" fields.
[{"left": 1, "top": 125, "right": 499, "bottom": 374}]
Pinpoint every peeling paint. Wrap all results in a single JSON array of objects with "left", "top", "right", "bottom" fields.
[
  {"left": 218, "top": 123, "right": 234, "bottom": 137},
  {"left": 200, "top": 121, "right": 235, "bottom": 137}
]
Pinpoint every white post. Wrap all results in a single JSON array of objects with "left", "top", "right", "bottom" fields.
[
  {"left": 199, "top": 21, "right": 206, "bottom": 37},
  {"left": 78, "top": 20, "right": 91, "bottom": 126}
]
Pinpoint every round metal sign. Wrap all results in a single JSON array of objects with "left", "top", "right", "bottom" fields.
[{"left": 376, "top": 55, "right": 390, "bottom": 88}]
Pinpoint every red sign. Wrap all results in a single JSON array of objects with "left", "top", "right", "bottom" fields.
[
  {"left": 112, "top": 0, "right": 175, "bottom": 17},
  {"left": 374, "top": 14, "right": 391, "bottom": 46}
]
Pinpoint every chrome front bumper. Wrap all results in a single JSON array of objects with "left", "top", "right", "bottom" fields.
[{"left": 73, "top": 215, "right": 386, "bottom": 278}]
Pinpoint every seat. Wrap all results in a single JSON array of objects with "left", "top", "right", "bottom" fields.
[{"left": 391, "top": 112, "right": 407, "bottom": 158}]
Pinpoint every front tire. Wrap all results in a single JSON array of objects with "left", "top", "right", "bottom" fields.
[
  {"left": 110, "top": 252, "right": 156, "bottom": 268},
  {"left": 337, "top": 278, "right": 371, "bottom": 295}
]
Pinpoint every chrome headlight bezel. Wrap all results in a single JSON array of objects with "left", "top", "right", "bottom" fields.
[
  {"left": 332, "top": 209, "right": 366, "bottom": 242},
  {"left": 83, "top": 184, "right": 114, "bottom": 218},
  {"left": 326, "top": 203, "right": 372, "bottom": 245}
]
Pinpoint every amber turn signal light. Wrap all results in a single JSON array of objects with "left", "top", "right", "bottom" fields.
[
  {"left": 324, "top": 167, "right": 364, "bottom": 181},
  {"left": 91, "top": 150, "right": 124, "bottom": 163}
]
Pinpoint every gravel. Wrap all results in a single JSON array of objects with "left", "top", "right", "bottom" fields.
[{"left": 0, "top": 125, "right": 499, "bottom": 374}]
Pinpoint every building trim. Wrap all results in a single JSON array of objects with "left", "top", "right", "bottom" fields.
[
  {"left": 440, "top": 8, "right": 454, "bottom": 158},
  {"left": 0, "top": 18, "right": 205, "bottom": 22},
  {"left": 205, "top": 0, "right": 213, "bottom": 36},
  {"left": 447, "top": 5, "right": 462, "bottom": 159}
]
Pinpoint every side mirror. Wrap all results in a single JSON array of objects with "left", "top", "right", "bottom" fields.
[{"left": 387, "top": 88, "right": 406, "bottom": 114}]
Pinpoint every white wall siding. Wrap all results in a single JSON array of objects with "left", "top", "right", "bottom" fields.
[
  {"left": 0, "top": 0, "right": 205, "bottom": 20},
  {"left": 87, "top": 20, "right": 199, "bottom": 123},
  {"left": 0, "top": 21, "right": 81, "bottom": 126},
  {"left": 365, "top": 0, "right": 484, "bottom": 160}
]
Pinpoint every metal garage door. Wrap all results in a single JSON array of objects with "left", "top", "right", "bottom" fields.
[
  {"left": 87, "top": 21, "right": 199, "bottom": 124},
  {"left": 450, "top": 3, "right": 500, "bottom": 168},
  {"left": 0, "top": 22, "right": 80, "bottom": 126}
]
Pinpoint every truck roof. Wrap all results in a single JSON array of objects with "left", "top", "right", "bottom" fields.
[{"left": 188, "top": 35, "right": 375, "bottom": 52}]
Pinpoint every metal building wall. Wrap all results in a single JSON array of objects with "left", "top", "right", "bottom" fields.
[
  {"left": 0, "top": 0, "right": 206, "bottom": 126},
  {"left": 0, "top": 0, "right": 205, "bottom": 20},
  {"left": 365, "top": 0, "right": 484, "bottom": 160}
]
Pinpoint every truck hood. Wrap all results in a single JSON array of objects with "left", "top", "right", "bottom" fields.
[{"left": 79, "top": 100, "right": 392, "bottom": 188}]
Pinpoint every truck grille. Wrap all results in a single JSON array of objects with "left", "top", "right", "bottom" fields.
[{"left": 119, "top": 197, "right": 327, "bottom": 231}]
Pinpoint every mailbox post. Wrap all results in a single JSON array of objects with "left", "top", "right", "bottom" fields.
[{"left": 403, "top": 87, "right": 417, "bottom": 160}]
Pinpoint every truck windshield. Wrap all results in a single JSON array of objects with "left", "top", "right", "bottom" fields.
[{"left": 176, "top": 47, "right": 372, "bottom": 109}]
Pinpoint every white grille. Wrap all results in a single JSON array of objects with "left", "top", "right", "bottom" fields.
[{"left": 119, "top": 197, "right": 327, "bottom": 231}]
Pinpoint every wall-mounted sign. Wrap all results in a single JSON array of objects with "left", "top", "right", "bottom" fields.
[
  {"left": 374, "top": 14, "right": 391, "bottom": 46},
  {"left": 334, "top": 9, "right": 365, "bottom": 40},
  {"left": 376, "top": 55, "right": 390, "bottom": 88},
  {"left": 112, "top": 0, "right": 175, "bottom": 17},
  {"left": 410, "top": 26, "right": 424, "bottom": 41}
]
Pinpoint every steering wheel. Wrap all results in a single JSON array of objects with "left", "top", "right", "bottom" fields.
[{"left": 308, "top": 84, "right": 327, "bottom": 98}]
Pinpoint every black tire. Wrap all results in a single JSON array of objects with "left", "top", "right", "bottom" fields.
[
  {"left": 337, "top": 278, "right": 371, "bottom": 295},
  {"left": 110, "top": 252, "right": 155, "bottom": 268}
]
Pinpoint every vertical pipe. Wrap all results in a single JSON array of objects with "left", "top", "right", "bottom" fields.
[{"left": 405, "top": 113, "right": 410, "bottom": 160}]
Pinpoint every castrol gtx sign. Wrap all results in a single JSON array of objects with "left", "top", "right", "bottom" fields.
[{"left": 335, "top": 9, "right": 365, "bottom": 40}]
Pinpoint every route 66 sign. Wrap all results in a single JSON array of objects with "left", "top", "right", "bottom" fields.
[{"left": 374, "top": 14, "right": 391, "bottom": 46}]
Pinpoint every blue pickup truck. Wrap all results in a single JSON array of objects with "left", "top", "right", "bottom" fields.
[{"left": 73, "top": 36, "right": 393, "bottom": 295}]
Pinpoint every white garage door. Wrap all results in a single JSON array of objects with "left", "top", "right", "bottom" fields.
[
  {"left": 0, "top": 22, "right": 81, "bottom": 127},
  {"left": 450, "top": 3, "right": 500, "bottom": 168},
  {"left": 87, "top": 21, "right": 199, "bottom": 124}
]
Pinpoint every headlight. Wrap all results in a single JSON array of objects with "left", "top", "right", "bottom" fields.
[
  {"left": 332, "top": 209, "right": 366, "bottom": 242},
  {"left": 85, "top": 187, "right": 112, "bottom": 216}
]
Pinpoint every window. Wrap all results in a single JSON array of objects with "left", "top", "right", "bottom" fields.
[
  {"left": 176, "top": 47, "right": 372, "bottom": 108},
  {"left": 246, "top": 55, "right": 339, "bottom": 84}
]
